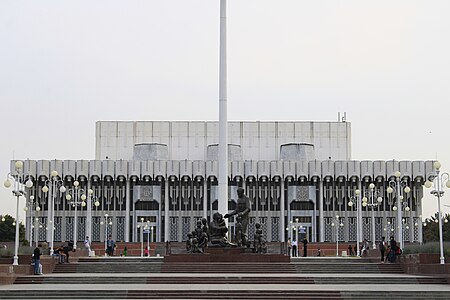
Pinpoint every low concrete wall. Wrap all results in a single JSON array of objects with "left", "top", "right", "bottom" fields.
[
  {"left": 0, "top": 256, "right": 57, "bottom": 284},
  {"left": 400, "top": 253, "right": 450, "bottom": 275}
]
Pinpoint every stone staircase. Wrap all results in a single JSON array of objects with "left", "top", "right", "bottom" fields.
[
  {"left": 0, "top": 290, "right": 346, "bottom": 299},
  {"left": 52, "top": 257, "right": 163, "bottom": 273},
  {"left": 293, "top": 262, "right": 404, "bottom": 273},
  {"left": 3, "top": 256, "right": 450, "bottom": 299},
  {"left": 12, "top": 274, "right": 450, "bottom": 285},
  {"left": 161, "top": 262, "right": 297, "bottom": 273}
]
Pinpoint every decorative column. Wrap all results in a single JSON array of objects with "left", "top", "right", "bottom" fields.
[
  {"left": 203, "top": 179, "right": 208, "bottom": 220},
  {"left": 358, "top": 181, "right": 363, "bottom": 245},
  {"left": 88, "top": 185, "right": 95, "bottom": 241},
  {"left": 164, "top": 178, "right": 169, "bottom": 242},
  {"left": 319, "top": 180, "right": 324, "bottom": 242},
  {"left": 280, "top": 179, "right": 285, "bottom": 242},
  {"left": 125, "top": 179, "right": 130, "bottom": 242}
]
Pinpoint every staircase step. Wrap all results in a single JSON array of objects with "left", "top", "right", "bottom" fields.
[
  {"left": 0, "top": 290, "right": 342, "bottom": 299},
  {"left": 2, "top": 290, "right": 450, "bottom": 299}
]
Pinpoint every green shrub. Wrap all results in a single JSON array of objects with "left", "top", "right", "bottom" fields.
[
  {"left": 403, "top": 242, "right": 450, "bottom": 257},
  {"left": 0, "top": 247, "right": 13, "bottom": 257}
]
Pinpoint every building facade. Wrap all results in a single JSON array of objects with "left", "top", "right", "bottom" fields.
[{"left": 15, "top": 121, "right": 431, "bottom": 245}]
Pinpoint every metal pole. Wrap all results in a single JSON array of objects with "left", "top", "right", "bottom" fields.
[
  {"left": 140, "top": 227, "right": 144, "bottom": 257},
  {"left": 396, "top": 177, "right": 402, "bottom": 249},
  {"left": 356, "top": 196, "right": 360, "bottom": 256},
  {"left": 436, "top": 170, "right": 445, "bottom": 265},
  {"left": 49, "top": 182, "right": 54, "bottom": 256},
  {"left": 151, "top": 226, "right": 153, "bottom": 256},
  {"left": 147, "top": 228, "right": 150, "bottom": 257},
  {"left": 104, "top": 215, "right": 108, "bottom": 257},
  {"left": 87, "top": 183, "right": 93, "bottom": 242},
  {"left": 336, "top": 221, "right": 339, "bottom": 257},
  {"left": 218, "top": 0, "right": 228, "bottom": 219},
  {"left": 13, "top": 194, "right": 20, "bottom": 265},
  {"left": 371, "top": 189, "right": 376, "bottom": 250},
  {"left": 35, "top": 218, "right": 39, "bottom": 247},
  {"left": 357, "top": 183, "right": 362, "bottom": 256},
  {"left": 73, "top": 189, "right": 78, "bottom": 250},
  {"left": 28, "top": 206, "right": 33, "bottom": 247}
]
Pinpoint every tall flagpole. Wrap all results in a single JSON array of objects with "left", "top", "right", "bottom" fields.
[{"left": 218, "top": 0, "right": 228, "bottom": 219}]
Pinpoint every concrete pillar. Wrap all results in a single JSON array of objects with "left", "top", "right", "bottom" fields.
[
  {"left": 319, "top": 181, "right": 324, "bottom": 242},
  {"left": 125, "top": 180, "right": 130, "bottom": 242},
  {"left": 86, "top": 180, "right": 92, "bottom": 242},
  {"left": 203, "top": 179, "right": 208, "bottom": 220},
  {"left": 164, "top": 179, "right": 169, "bottom": 242},
  {"left": 280, "top": 179, "right": 285, "bottom": 242}
]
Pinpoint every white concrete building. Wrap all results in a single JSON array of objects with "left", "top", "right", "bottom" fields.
[{"left": 15, "top": 120, "right": 431, "bottom": 246}]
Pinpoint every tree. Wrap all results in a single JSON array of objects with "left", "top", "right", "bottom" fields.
[
  {"left": 0, "top": 214, "right": 25, "bottom": 242},
  {"left": 423, "top": 213, "right": 450, "bottom": 243}
]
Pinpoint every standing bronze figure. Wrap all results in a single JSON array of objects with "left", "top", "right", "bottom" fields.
[{"left": 224, "top": 188, "right": 251, "bottom": 247}]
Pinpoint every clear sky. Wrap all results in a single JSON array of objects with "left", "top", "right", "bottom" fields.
[{"left": 1, "top": 0, "right": 449, "bottom": 223}]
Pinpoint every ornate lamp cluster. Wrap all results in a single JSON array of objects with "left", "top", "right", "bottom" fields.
[
  {"left": 331, "top": 215, "right": 344, "bottom": 256},
  {"left": 386, "top": 171, "right": 411, "bottom": 249},
  {"left": 4, "top": 161, "right": 34, "bottom": 265},
  {"left": 423, "top": 161, "right": 449, "bottom": 265},
  {"left": 348, "top": 183, "right": 384, "bottom": 252}
]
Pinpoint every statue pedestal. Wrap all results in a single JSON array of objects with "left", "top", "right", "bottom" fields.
[{"left": 164, "top": 247, "right": 289, "bottom": 263}]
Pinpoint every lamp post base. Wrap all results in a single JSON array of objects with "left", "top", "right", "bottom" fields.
[
  {"left": 440, "top": 257, "right": 445, "bottom": 265},
  {"left": 12, "top": 256, "right": 19, "bottom": 266}
]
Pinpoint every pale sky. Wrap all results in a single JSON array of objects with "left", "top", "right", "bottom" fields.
[{"left": 1, "top": 0, "right": 449, "bottom": 222}]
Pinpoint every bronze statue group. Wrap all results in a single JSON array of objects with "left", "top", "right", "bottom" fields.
[{"left": 186, "top": 188, "right": 267, "bottom": 254}]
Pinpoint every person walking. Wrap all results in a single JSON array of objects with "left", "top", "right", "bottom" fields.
[
  {"left": 287, "top": 238, "right": 292, "bottom": 256},
  {"left": 292, "top": 239, "right": 298, "bottom": 257},
  {"left": 302, "top": 238, "right": 308, "bottom": 257},
  {"left": 388, "top": 236, "right": 398, "bottom": 263},
  {"left": 379, "top": 236, "right": 386, "bottom": 263},
  {"left": 33, "top": 244, "right": 42, "bottom": 275},
  {"left": 84, "top": 236, "right": 91, "bottom": 256},
  {"left": 106, "top": 235, "right": 115, "bottom": 256},
  {"left": 361, "top": 239, "right": 369, "bottom": 257}
]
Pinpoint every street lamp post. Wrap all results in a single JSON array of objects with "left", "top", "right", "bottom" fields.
[
  {"left": 348, "top": 190, "right": 362, "bottom": 256},
  {"left": 139, "top": 217, "right": 144, "bottom": 257},
  {"left": 101, "top": 213, "right": 112, "bottom": 256},
  {"left": 387, "top": 171, "right": 410, "bottom": 250},
  {"left": 33, "top": 217, "right": 45, "bottom": 247},
  {"left": 146, "top": 221, "right": 150, "bottom": 257},
  {"left": 289, "top": 220, "right": 293, "bottom": 241},
  {"left": 150, "top": 226, "right": 154, "bottom": 255},
  {"left": 65, "top": 180, "right": 88, "bottom": 250},
  {"left": 384, "top": 219, "right": 394, "bottom": 238},
  {"left": 331, "top": 215, "right": 344, "bottom": 256},
  {"left": 41, "top": 170, "right": 66, "bottom": 255},
  {"left": 362, "top": 183, "right": 383, "bottom": 249},
  {"left": 424, "top": 161, "right": 450, "bottom": 265},
  {"left": 4, "top": 160, "right": 34, "bottom": 265},
  {"left": 24, "top": 195, "right": 40, "bottom": 247}
]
